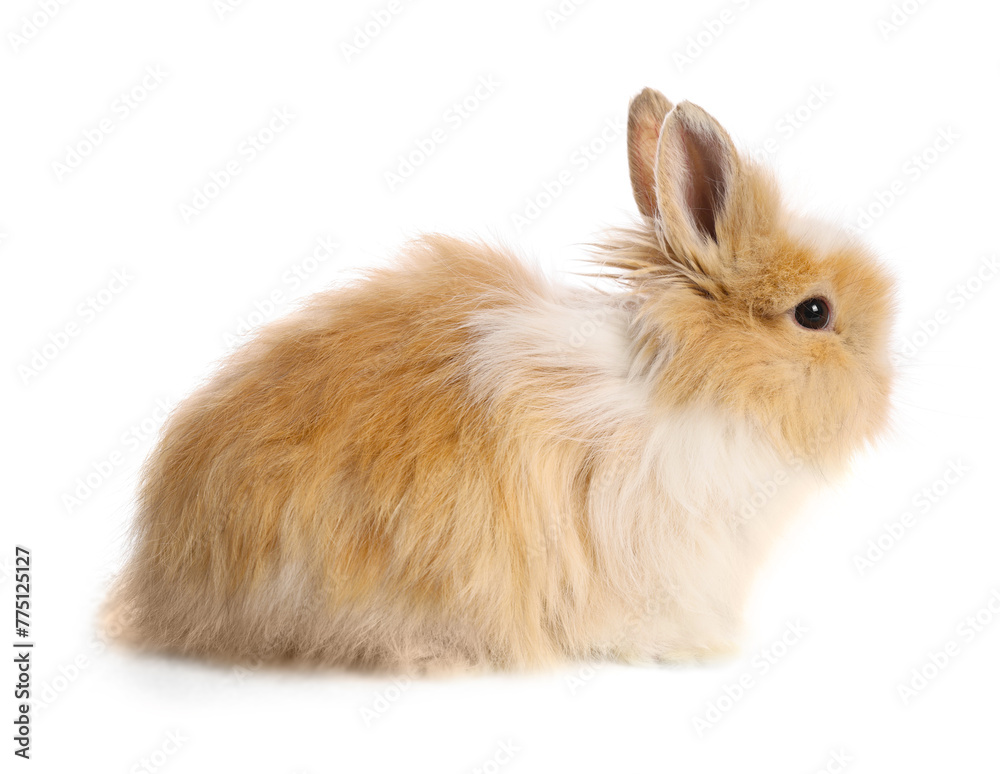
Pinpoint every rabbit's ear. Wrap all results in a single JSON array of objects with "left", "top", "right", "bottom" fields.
[
  {"left": 627, "top": 88, "right": 673, "bottom": 218},
  {"left": 654, "top": 101, "right": 738, "bottom": 256}
]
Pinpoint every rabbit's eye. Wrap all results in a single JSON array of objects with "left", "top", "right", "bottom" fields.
[{"left": 794, "top": 297, "right": 831, "bottom": 330}]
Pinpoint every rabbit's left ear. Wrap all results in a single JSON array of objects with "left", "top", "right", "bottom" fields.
[
  {"left": 627, "top": 88, "right": 673, "bottom": 219},
  {"left": 653, "top": 101, "right": 739, "bottom": 257}
]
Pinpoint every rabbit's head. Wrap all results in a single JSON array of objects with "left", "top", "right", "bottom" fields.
[{"left": 614, "top": 89, "right": 895, "bottom": 469}]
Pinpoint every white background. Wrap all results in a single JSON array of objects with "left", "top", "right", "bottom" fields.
[{"left": 3, "top": 0, "right": 999, "bottom": 772}]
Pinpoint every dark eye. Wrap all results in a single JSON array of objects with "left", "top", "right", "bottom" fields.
[{"left": 794, "top": 297, "right": 831, "bottom": 330}]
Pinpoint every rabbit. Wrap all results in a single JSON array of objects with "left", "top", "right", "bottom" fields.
[{"left": 105, "top": 88, "right": 895, "bottom": 672}]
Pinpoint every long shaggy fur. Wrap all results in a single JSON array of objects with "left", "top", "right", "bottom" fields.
[{"left": 105, "top": 90, "right": 894, "bottom": 671}]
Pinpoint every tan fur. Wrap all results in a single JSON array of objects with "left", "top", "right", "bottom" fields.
[{"left": 106, "top": 90, "right": 895, "bottom": 672}]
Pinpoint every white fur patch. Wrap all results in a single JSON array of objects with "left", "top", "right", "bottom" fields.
[
  {"left": 463, "top": 284, "right": 649, "bottom": 433},
  {"left": 784, "top": 212, "right": 857, "bottom": 256}
]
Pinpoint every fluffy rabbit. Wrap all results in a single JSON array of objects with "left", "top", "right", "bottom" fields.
[{"left": 106, "top": 89, "right": 894, "bottom": 671}]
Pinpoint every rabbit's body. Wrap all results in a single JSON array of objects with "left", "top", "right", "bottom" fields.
[{"left": 109, "top": 90, "right": 893, "bottom": 670}]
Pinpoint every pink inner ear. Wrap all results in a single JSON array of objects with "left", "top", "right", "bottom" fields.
[{"left": 678, "top": 124, "right": 729, "bottom": 243}]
